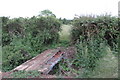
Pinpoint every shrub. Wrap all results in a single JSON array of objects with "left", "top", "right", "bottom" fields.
[
  {"left": 71, "top": 15, "right": 118, "bottom": 46},
  {"left": 74, "top": 39, "right": 107, "bottom": 70},
  {"left": 70, "top": 15, "right": 119, "bottom": 76},
  {"left": 2, "top": 15, "right": 62, "bottom": 71}
]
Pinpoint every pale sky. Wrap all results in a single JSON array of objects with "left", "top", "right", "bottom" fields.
[{"left": 0, "top": 0, "right": 119, "bottom": 19}]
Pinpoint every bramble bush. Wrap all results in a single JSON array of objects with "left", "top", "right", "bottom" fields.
[
  {"left": 71, "top": 15, "right": 119, "bottom": 72},
  {"left": 71, "top": 15, "right": 118, "bottom": 45},
  {"left": 2, "top": 13, "right": 61, "bottom": 71}
]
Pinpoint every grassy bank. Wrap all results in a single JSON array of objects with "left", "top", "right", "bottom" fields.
[{"left": 88, "top": 46, "right": 118, "bottom": 78}]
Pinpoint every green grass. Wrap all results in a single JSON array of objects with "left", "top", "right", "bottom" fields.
[
  {"left": 3, "top": 24, "right": 118, "bottom": 78},
  {"left": 5, "top": 70, "right": 41, "bottom": 78},
  {"left": 58, "top": 25, "right": 118, "bottom": 78},
  {"left": 59, "top": 25, "right": 118, "bottom": 78},
  {"left": 88, "top": 46, "right": 118, "bottom": 78},
  {"left": 59, "top": 25, "right": 72, "bottom": 42}
]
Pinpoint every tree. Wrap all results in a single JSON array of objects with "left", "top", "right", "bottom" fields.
[{"left": 38, "top": 9, "right": 56, "bottom": 17}]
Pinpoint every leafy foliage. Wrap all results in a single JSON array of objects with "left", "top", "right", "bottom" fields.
[
  {"left": 39, "top": 9, "right": 56, "bottom": 17},
  {"left": 1, "top": 14, "right": 118, "bottom": 78},
  {"left": 75, "top": 39, "right": 107, "bottom": 70},
  {"left": 5, "top": 70, "right": 41, "bottom": 78},
  {"left": 2, "top": 11, "right": 61, "bottom": 71},
  {"left": 70, "top": 15, "right": 119, "bottom": 76},
  {"left": 71, "top": 15, "right": 119, "bottom": 46}
]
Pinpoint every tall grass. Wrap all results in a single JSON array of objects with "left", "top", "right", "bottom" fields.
[
  {"left": 58, "top": 22, "right": 118, "bottom": 78},
  {"left": 57, "top": 39, "right": 118, "bottom": 78},
  {"left": 89, "top": 46, "right": 118, "bottom": 78},
  {"left": 59, "top": 25, "right": 72, "bottom": 42}
]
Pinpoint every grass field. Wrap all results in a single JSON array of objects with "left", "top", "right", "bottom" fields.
[{"left": 59, "top": 25, "right": 72, "bottom": 42}]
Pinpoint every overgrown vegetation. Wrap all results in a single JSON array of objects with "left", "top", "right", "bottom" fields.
[
  {"left": 51, "top": 15, "right": 119, "bottom": 78},
  {"left": 69, "top": 15, "right": 119, "bottom": 77},
  {"left": 3, "top": 70, "right": 41, "bottom": 78},
  {"left": 2, "top": 10, "right": 62, "bottom": 71},
  {"left": 1, "top": 11, "right": 119, "bottom": 78}
]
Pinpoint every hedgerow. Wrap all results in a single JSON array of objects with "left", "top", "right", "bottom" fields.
[
  {"left": 2, "top": 15, "right": 61, "bottom": 71},
  {"left": 71, "top": 15, "right": 119, "bottom": 71}
]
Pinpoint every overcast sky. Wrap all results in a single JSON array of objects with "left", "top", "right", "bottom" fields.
[{"left": 0, "top": 0, "right": 119, "bottom": 19}]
